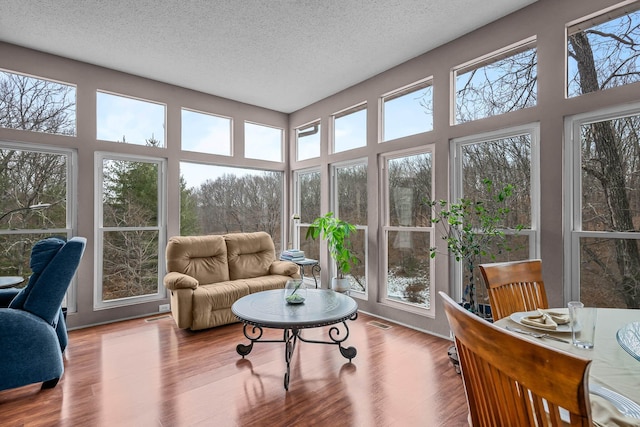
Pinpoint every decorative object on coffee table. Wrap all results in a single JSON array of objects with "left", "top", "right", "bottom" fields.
[{"left": 284, "top": 279, "right": 306, "bottom": 304}]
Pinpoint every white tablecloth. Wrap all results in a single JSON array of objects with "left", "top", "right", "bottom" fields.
[{"left": 495, "top": 308, "right": 640, "bottom": 426}]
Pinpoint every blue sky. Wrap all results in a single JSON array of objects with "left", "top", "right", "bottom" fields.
[{"left": 96, "top": 85, "right": 433, "bottom": 190}]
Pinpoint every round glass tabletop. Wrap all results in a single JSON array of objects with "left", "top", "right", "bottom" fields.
[{"left": 232, "top": 288, "right": 357, "bottom": 329}]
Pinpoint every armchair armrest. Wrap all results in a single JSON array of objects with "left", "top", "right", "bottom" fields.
[
  {"left": 0, "top": 309, "right": 64, "bottom": 391},
  {"left": 164, "top": 272, "right": 199, "bottom": 291},
  {"left": 270, "top": 260, "right": 299, "bottom": 276}
]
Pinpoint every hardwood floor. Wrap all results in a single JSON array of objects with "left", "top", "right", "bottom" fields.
[{"left": 0, "top": 312, "right": 469, "bottom": 426}]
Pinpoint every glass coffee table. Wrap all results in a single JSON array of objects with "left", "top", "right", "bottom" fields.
[{"left": 231, "top": 288, "right": 358, "bottom": 390}]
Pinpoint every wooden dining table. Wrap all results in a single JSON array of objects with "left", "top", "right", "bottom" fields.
[{"left": 495, "top": 308, "right": 640, "bottom": 427}]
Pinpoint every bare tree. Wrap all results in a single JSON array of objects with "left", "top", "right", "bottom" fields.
[
  {"left": 193, "top": 171, "right": 284, "bottom": 249},
  {"left": 569, "top": 19, "right": 640, "bottom": 308},
  {"left": 0, "top": 149, "right": 67, "bottom": 276},
  {"left": 455, "top": 47, "right": 537, "bottom": 123},
  {"left": 0, "top": 71, "right": 76, "bottom": 135}
]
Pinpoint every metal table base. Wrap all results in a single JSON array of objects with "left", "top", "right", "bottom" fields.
[
  {"left": 236, "top": 313, "right": 358, "bottom": 390},
  {"left": 232, "top": 289, "right": 358, "bottom": 390}
]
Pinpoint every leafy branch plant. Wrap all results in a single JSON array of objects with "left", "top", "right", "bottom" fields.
[
  {"left": 424, "top": 179, "right": 522, "bottom": 312},
  {"left": 306, "top": 212, "right": 358, "bottom": 279}
]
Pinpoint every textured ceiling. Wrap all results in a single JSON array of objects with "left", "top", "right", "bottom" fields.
[{"left": 0, "top": 0, "right": 537, "bottom": 113}]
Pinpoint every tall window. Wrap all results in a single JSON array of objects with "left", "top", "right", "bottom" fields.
[
  {"left": 0, "top": 69, "right": 76, "bottom": 136},
  {"left": 333, "top": 104, "right": 367, "bottom": 153},
  {"left": 96, "top": 91, "right": 166, "bottom": 147},
  {"left": 332, "top": 160, "right": 367, "bottom": 293},
  {"left": 296, "top": 121, "right": 321, "bottom": 161},
  {"left": 568, "top": 3, "right": 640, "bottom": 98},
  {"left": 244, "top": 122, "right": 283, "bottom": 162},
  {"left": 382, "top": 150, "right": 433, "bottom": 312},
  {"left": 452, "top": 125, "right": 538, "bottom": 304},
  {"left": 0, "top": 144, "right": 75, "bottom": 304},
  {"left": 293, "top": 169, "right": 321, "bottom": 263},
  {"left": 381, "top": 79, "right": 433, "bottom": 142},
  {"left": 181, "top": 109, "right": 232, "bottom": 156},
  {"left": 179, "top": 162, "right": 284, "bottom": 252},
  {"left": 567, "top": 104, "right": 640, "bottom": 309},
  {"left": 97, "top": 153, "right": 166, "bottom": 307},
  {"left": 453, "top": 39, "right": 537, "bottom": 124}
]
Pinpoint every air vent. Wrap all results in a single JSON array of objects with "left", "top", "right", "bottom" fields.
[{"left": 368, "top": 320, "right": 392, "bottom": 330}]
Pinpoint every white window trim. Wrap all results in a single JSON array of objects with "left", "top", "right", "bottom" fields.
[
  {"left": 564, "top": 101, "right": 640, "bottom": 302},
  {"left": 96, "top": 90, "right": 167, "bottom": 147},
  {"left": 244, "top": 120, "right": 285, "bottom": 163},
  {"left": 450, "top": 36, "right": 537, "bottom": 126},
  {"left": 293, "top": 167, "right": 321, "bottom": 250},
  {"left": 451, "top": 123, "right": 540, "bottom": 302},
  {"left": 94, "top": 152, "right": 167, "bottom": 310},
  {"left": 380, "top": 146, "right": 435, "bottom": 317},
  {"left": 379, "top": 76, "right": 433, "bottom": 144},
  {"left": 181, "top": 107, "right": 233, "bottom": 157},
  {"left": 331, "top": 158, "right": 368, "bottom": 300},
  {"left": 0, "top": 141, "right": 78, "bottom": 310},
  {"left": 330, "top": 102, "right": 367, "bottom": 154},
  {"left": 295, "top": 119, "right": 321, "bottom": 161}
]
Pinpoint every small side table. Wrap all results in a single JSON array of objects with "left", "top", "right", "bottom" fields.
[
  {"left": 0, "top": 276, "right": 24, "bottom": 289},
  {"left": 281, "top": 258, "right": 320, "bottom": 288}
]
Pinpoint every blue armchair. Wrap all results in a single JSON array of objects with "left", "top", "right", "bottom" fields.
[{"left": 0, "top": 236, "right": 86, "bottom": 391}]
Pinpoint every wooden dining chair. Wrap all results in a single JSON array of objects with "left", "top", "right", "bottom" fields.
[
  {"left": 479, "top": 259, "right": 549, "bottom": 321},
  {"left": 439, "top": 291, "right": 593, "bottom": 426}
]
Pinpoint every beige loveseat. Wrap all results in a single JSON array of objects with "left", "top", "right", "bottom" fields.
[{"left": 164, "top": 232, "right": 299, "bottom": 330}]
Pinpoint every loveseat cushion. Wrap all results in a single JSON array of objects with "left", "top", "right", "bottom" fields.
[
  {"left": 270, "top": 260, "right": 299, "bottom": 276},
  {"left": 166, "top": 235, "right": 229, "bottom": 284},
  {"left": 225, "top": 232, "right": 276, "bottom": 280},
  {"left": 241, "top": 276, "right": 294, "bottom": 293},
  {"left": 192, "top": 281, "right": 250, "bottom": 329}
]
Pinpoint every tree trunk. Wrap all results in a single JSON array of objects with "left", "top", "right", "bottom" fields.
[{"left": 570, "top": 32, "right": 640, "bottom": 308}]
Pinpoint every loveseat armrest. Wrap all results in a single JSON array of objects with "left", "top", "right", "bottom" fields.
[
  {"left": 270, "top": 260, "right": 299, "bottom": 277},
  {"left": 164, "top": 272, "right": 199, "bottom": 291}
]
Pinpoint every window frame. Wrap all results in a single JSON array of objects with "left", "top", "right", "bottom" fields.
[
  {"left": 94, "top": 151, "right": 167, "bottom": 310},
  {"left": 96, "top": 90, "right": 167, "bottom": 147},
  {"left": 293, "top": 166, "right": 321, "bottom": 249},
  {"left": 564, "top": 101, "right": 640, "bottom": 302},
  {"left": 451, "top": 123, "right": 540, "bottom": 302},
  {"left": 566, "top": 1, "right": 640, "bottom": 98},
  {"left": 380, "top": 77, "right": 434, "bottom": 143},
  {"left": 451, "top": 37, "right": 537, "bottom": 125},
  {"left": 0, "top": 68, "right": 77, "bottom": 137},
  {"left": 331, "top": 158, "right": 368, "bottom": 299},
  {"left": 295, "top": 119, "right": 321, "bottom": 161},
  {"left": 331, "top": 103, "right": 367, "bottom": 154},
  {"left": 292, "top": 167, "right": 321, "bottom": 286},
  {"left": 244, "top": 121, "right": 284, "bottom": 163},
  {"left": 380, "top": 146, "right": 435, "bottom": 316},
  {"left": 0, "top": 141, "right": 78, "bottom": 310},
  {"left": 180, "top": 107, "right": 233, "bottom": 156}
]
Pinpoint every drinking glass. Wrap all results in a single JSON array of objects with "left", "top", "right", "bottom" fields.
[{"left": 568, "top": 301, "right": 597, "bottom": 349}]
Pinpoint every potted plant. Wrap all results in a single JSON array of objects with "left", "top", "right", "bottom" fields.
[
  {"left": 306, "top": 212, "right": 359, "bottom": 293},
  {"left": 424, "top": 179, "right": 522, "bottom": 316}
]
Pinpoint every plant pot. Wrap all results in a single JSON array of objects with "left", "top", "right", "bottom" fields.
[{"left": 331, "top": 277, "right": 350, "bottom": 293}]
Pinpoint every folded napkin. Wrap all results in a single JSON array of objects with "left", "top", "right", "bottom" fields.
[
  {"left": 520, "top": 309, "right": 571, "bottom": 330},
  {"left": 521, "top": 311, "right": 558, "bottom": 330},
  {"left": 539, "top": 309, "right": 570, "bottom": 325}
]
